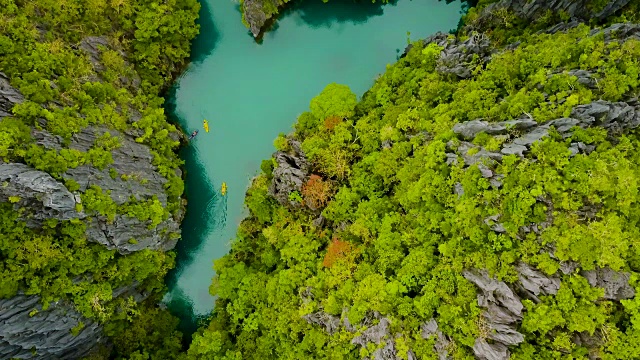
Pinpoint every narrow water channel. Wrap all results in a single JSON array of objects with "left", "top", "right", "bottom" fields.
[{"left": 164, "top": 0, "right": 464, "bottom": 336}]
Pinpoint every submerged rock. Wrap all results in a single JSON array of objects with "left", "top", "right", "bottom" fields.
[{"left": 0, "top": 295, "right": 104, "bottom": 360}]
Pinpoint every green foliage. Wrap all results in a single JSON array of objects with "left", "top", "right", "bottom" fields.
[
  {"left": 82, "top": 185, "right": 118, "bottom": 223},
  {"left": 0, "top": 0, "right": 198, "bottom": 357},
  {"left": 309, "top": 83, "right": 358, "bottom": 121},
  {"left": 119, "top": 197, "right": 168, "bottom": 229},
  {"left": 191, "top": 7, "right": 640, "bottom": 359}
]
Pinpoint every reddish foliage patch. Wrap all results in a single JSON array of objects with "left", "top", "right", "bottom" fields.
[
  {"left": 323, "top": 238, "right": 355, "bottom": 268},
  {"left": 302, "top": 174, "right": 331, "bottom": 209},
  {"left": 323, "top": 115, "right": 342, "bottom": 130}
]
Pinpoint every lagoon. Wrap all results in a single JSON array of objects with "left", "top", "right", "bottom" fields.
[{"left": 164, "top": 0, "right": 464, "bottom": 336}]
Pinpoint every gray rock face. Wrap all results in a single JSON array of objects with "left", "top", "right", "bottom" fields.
[
  {"left": 420, "top": 319, "right": 452, "bottom": 360},
  {"left": 242, "top": 0, "right": 278, "bottom": 38},
  {"left": 0, "top": 295, "right": 104, "bottom": 360},
  {"left": 80, "top": 36, "right": 110, "bottom": 72},
  {"left": 351, "top": 317, "right": 391, "bottom": 348},
  {"left": 79, "top": 37, "right": 140, "bottom": 88},
  {"left": 515, "top": 262, "right": 560, "bottom": 303},
  {"left": 594, "top": 22, "right": 640, "bottom": 43},
  {"left": 302, "top": 312, "right": 341, "bottom": 335},
  {"left": 269, "top": 140, "right": 309, "bottom": 207},
  {"left": 572, "top": 100, "right": 639, "bottom": 135},
  {"left": 63, "top": 126, "right": 169, "bottom": 206},
  {"left": 470, "top": 0, "right": 631, "bottom": 29},
  {"left": 452, "top": 118, "right": 537, "bottom": 140},
  {"left": 32, "top": 125, "right": 180, "bottom": 254},
  {"left": 86, "top": 214, "right": 180, "bottom": 254},
  {"left": 0, "top": 163, "right": 81, "bottom": 222},
  {"left": 351, "top": 318, "right": 400, "bottom": 360},
  {"left": 454, "top": 100, "right": 640, "bottom": 162},
  {"left": 582, "top": 267, "right": 635, "bottom": 300},
  {"left": 473, "top": 338, "right": 509, "bottom": 360},
  {"left": 463, "top": 269, "right": 524, "bottom": 359},
  {"left": 0, "top": 72, "right": 24, "bottom": 118},
  {"left": 423, "top": 32, "right": 492, "bottom": 79}
]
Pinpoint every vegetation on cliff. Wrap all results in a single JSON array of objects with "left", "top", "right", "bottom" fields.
[
  {"left": 187, "top": 1, "right": 640, "bottom": 359},
  {"left": 0, "top": 0, "right": 199, "bottom": 358}
]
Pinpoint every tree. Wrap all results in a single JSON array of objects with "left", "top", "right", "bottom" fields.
[
  {"left": 301, "top": 174, "right": 331, "bottom": 209},
  {"left": 309, "top": 83, "right": 357, "bottom": 121}
]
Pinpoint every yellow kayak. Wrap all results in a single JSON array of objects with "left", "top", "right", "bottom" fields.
[
  {"left": 203, "top": 119, "right": 209, "bottom": 133},
  {"left": 221, "top": 182, "right": 227, "bottom": 196}
]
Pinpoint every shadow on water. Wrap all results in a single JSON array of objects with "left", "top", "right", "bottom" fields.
[
  {"left": 190, "top": 0, "right": 220, "bottom": 64},
  {"left": 163, "top": 82, "right": 224, "bottom": 338},
  {"left": 162, "top": 0, "right": 224, "bottom": 338},
  {"left": 292, "top": 0, "right": 399, "bottom": 29},
  {"left": 163, "top": 141, "right": 218, "bottom": 338}
]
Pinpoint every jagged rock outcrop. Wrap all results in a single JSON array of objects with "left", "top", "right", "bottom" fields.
[
  {"left": 302, "top": 311, "right": 341, "bottom": 335},
  {"left": 0, "top": 163, "right": 82, "bottom": 222},
  {"left": 351, "top": 317, "right": 399, "bottom": 360},
  {"left": 242, "top": 0, "right": 279, "bottom": 38},
  {"left": 464, "top": 264, "right": 634, "bottom": 360},
  {"left": 463, "top": 269, "right": 524, "bottom": 360},
  {"left": 469, "top": 0, "right": 632, "bottom": 30},
  {"left": 472, "top": 339, "right": 509, "bottom": 360},
  {"left": 80, "top": 36, "right": 111, "bottom": 73},
  {"left": 0, "top": 34, "right": 183, "bottom": 359},
  {"left": 29, "top": 125, "right": 182, "bottom": 254},
  {"left": 0, "top": 295, "right": 104, "bottom": 360},
  {"left": 582, "top": 267, "right": 635, "bottom": 300},
  {"left": 0, "top": 72, "right": 24, "bottom": 118},
  {"left": 303, "top": 310, "right": 407, "bottom": 360},
  {"left": 406, "top": 31, "right": 492, "bottom": 79},
  {"left": 269, "top": 139, "right": 310, "bottom": 207},
  {"left": 35, "top": 125, "right": 171, "bottom": 206},
  {"left": 421, "top": 319, "right": 452, "bottom": 360},
  {"left": 86, "top": 214, "right": 180, "bottom": 253},
  {"left": 515, "top": 262, "right": 560, "bottom": 302},
  {"left": 451, "top": 100, "right": 640, "bottom": 166},
  {"left": 79, "top": 36, "right": 140, "bottom": 88}
]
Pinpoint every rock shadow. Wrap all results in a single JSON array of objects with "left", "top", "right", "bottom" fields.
[
  {"left": 190, "top": 0, "right": 220, "bottom": 64},
  {"left": 162, "top": 285, "right": 211, "bottom": 345},
  {"left": 292, "top": 0, "right": 399, "bottom": 29}
]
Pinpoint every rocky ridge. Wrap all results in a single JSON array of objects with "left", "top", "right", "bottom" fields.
[
  {"left": 299, "top": 4, "right": 640, "bottom": 359},
  {"left": 0, "top": 37, "right": 183, "bottom": 358},
  {"left": 468, "top": 0, "right": 632, "bottom": 29}
]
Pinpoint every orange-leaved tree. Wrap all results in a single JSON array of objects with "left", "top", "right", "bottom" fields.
[
  {"left": 301, "top": 174, "right": 331, "bottom": 209},
  {"left": 322, "top": 237, "right": 357, "bottom": 268},
  {"left": 323, "top": 115, "right": 342, "bottom": 130}
]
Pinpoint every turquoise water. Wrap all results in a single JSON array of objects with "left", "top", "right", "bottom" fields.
[{"left": 164, "top": 0, "right": 464, "bottom": 335}]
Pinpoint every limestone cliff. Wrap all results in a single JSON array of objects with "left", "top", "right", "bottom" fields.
[{"left": 0, "top": 31, "right": 187, "bottom": 360}]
